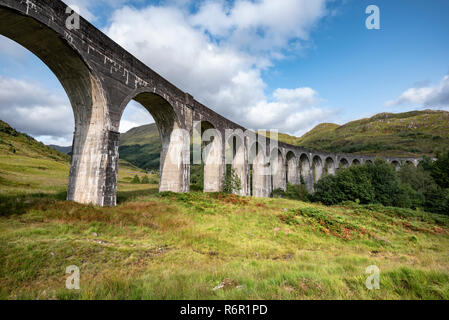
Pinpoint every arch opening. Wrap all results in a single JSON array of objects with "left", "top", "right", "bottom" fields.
[
  {"left": 0, "top": 6, "right": 113, "bottom": 206},
  {"left": 118, "top": 92, "right": 190, "bottom": 194},
  {"left": 192, "top": 120, "right": 223, "bottom": 192},
  {"left": 312, "top": 156, "right": 324, "bottom": 184},
  {"left": 352, "top": 159, "right": 361, "bottom": 166},
  {"left": 325, "top": 157, "right": 336, "bottom": 176},
  {"left": 391, "top": 160, "right": 400, "bottom": 171},
  {"left": 339, "top": 158, "right": 349, "bottom": 170},
  {"left": 225, "top": 131, "right": 248, "bottom": 195}
]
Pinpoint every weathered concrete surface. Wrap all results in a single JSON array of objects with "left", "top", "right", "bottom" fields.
[
  {"left": 251, "top": 144, "right": 271, "bottom": 198},
  {"left": 271, "top": 149, "right": 286, "bottom": 192},
  {"left": 286, "top": 151, "right": 299, "bottom": 185},
  {"left": 203, "top": 131, "right": 223, "bottom": 192},
  {"left": 0, "top": 0, "right": 423, "bottom": 205},
  {"left": 231, "top": 137, "right": 249, "bottom": 196}
]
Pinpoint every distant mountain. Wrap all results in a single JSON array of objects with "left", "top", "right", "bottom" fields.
[
  {"left": 12, "top": 109, "right": 448, "bottom": 174},
  {"left": 119, "top": 123, "right": 161, "bottom": 171},
  {"left": 292, "top": 109, "right": 449, "bottom": 157},
  {"left": 48, "top": 144, "right": 72, "bottom": 155},
  {"left": 0, "top": 120, "right": 70, "bottom": 162}
]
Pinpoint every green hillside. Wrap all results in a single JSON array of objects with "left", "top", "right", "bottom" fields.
[
  {"left": 294, "top": 110, "right": 449, "bottom": 157},
  {"left": 0, "top": 120, "right": 70, "bottom": 163},
  {"left": 1, "top": 121, "right": 449, "bottom": 300},
  {"left": 119, "top": 123, "right": 161, "bottom": 171},
  {"left": 0, "top": 120, "right": 151, "bottom": 198},
  {"left": 109, "top": 110, "right": 449, "bottom": 173}
]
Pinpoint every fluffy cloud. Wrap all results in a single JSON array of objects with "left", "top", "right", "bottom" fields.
[
  {"left": 190, "top": 0, "right": 326, "bottom": 54},
  {"left": 119, "top": 100, "right": 154, "bottom": 133},
  {"left": 386, "top": 74, "right": 449, "bottom": 109},
  {"left": 0, "top": 0, "right": 334, "bottom": 144},
  {"left": 104, "top": 0, "right": 331, "bottom": 135},
  {"left": 0, "top": 76, "right": 74, "bottom": 145}
]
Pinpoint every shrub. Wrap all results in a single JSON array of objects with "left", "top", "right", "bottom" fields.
[
  {"left": 190, "top": 164, "right": 204, "bottom": 191},
  {"left": 131, "top": 175, "right": 141, "bottom": 184},
  {"left": 313, "top": 159, "right": 405, "bottom": 207},
  {"left": 141, "top": 175, "right": 150, "bottom": 184},
  {"left": 223, "top": 167, "right": 242, "bottom": 194},
  {"left": 312, "top": 164, "right": 375, "bottom": 205}
]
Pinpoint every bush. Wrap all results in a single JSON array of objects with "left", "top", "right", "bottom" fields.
[
  {"left": 312, "top": 156, "right": 449, "bottom": 215},
  {"left": 141, "top": 175, "right": 150, "bottom": 184},
  {"left": 190, "top": 164, "right": 204, "bottom": 191},
  {"left": 131, "top": 175, "right": 141, "bottom": 184},
  {"left": 313, "top": 159, "right": 406, "bottom": 207},
  {"left": 312, "top": 164, "right": 376, "bottom": 205},
  {"left": 223, "top": 167, "right": 242, "bottom": 194}
]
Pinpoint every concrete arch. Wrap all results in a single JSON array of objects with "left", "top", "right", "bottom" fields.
[
  {"left": 0, "top": 5, "right": 116, "bottom": 206},
  {"left": 119, "top": 90, "right": 190, "bottom": 193},
  {"left": 225, "top": 131, "right": 248, "bottom": 196},
  {"left": 352, "top": 159, "right": 361, "bottom": 166},
  {"left": 249, "top": 142, "right": 271, "bottom": 197},
  {"left": 271, "top": 148, "right": 286, "bottom": 192},
  {"left": 286, "top": 151, "right": 299, "bottom": 185},
  {"left": 325, "top": 157, "right": 336, "bottom": 176},
  {"left": 365, "top": 160, "right": 373, "bottom": 164},
  {"left": 312, "top": 155, "right": 324, "bottom": 184},
  {"left": 391, "top": 160, "right": 400, "bottom": 171},
  {"left": 339, "top": 158, "right": 349, "bottom": 169}
]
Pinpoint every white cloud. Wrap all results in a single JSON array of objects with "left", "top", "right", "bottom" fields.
[
  {"left": 0, "top": 0, "right": 335, "bottom": 145},
  {"left": 386, "top": 74, "right": 449, "bottom": 109},
  {"left": 0, "top": 76, "right": 74, "bottom": 145},
  {"left": 104, "top": 0, "right": 332, "bottom": 135},
  {"left": 190, "top": 0, "right": 326, "bottom": 53},
  {"left": 119, "top": 100, "right": 154, "bottom": 133}
]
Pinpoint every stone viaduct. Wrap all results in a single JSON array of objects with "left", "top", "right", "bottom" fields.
[{"left": 0, "top": 0, "right": 422, "bottom": 206}]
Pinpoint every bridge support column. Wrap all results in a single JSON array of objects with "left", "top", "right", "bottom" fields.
[
  {"left": 159, "top": 125, "right": 190, "bottom": 193},
  {"left": 272, "top": 151, "right": 286, "bottom": 191},
  {"left": 253, "top": 151, "right": 271, "bottom": 197},
  {"left": 287, "top": 155, "right": 299, "bottom": 185},
  {"left": 204, "top": 132, "right": 224, "bottom": 192},
  {"left": 232, "top": 141, "right": 249, "bottom": 196},
  {"left": 300, "top": 155, "right": 313, "bottom": 193},
  {"left": 67, "top": 77, "right": 118, "bottom": 206}
]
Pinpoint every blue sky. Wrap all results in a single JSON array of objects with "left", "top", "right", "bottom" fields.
[{"left": 0, "top": 0, "right": 448, "bottom": 145}]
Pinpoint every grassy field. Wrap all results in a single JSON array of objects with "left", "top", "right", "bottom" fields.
[{"left": 1, "top": 149, "right": 449, "bottom": 300}]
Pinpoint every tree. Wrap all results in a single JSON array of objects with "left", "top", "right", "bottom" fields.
[
  {"left": 131, "top": 175, "right": 141, "bottom": 184},
  {"left": 431, "top": 151, "right": 449, "bottom": 188},
  {"left": 141, "top": 175, "right": 150, "bottom": 184}
]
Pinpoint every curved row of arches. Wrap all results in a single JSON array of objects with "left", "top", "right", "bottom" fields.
[{"left": 0, "top": 2, "right": 422, "bottom": 205}]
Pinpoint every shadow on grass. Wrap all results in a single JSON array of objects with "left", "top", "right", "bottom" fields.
[
  {"left": 0, "top": 186, "right": 161, "bottom": 216},
  {"left": 0, "top": 190, "right": 67, "bottom": 217},
  {"left": 116, "top": 187, "right": 159, "bottom": 204}
]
